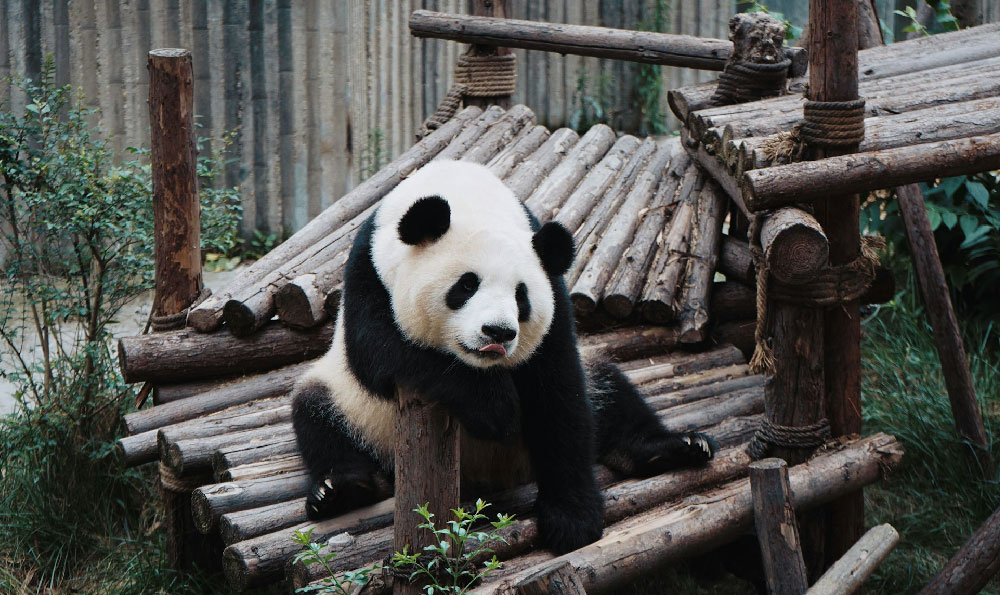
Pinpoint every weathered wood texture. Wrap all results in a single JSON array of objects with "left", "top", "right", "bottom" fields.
[
  {"left": 148, "top": 48, "right": 203, "bottom": 320},
  {"left": 393, "top": 388, "right": 460, "bottom": 595},
  {"left": 743, "top": 133, "right": 1000, "bottom": 212},
  {"left": 678, "top": 181, "right": 727, "bottom": 343},
  {"left": 510, "top": 561, "right": 588, "bottom": 595},
  {"left": 760, "top": 208, "right": 829, "bottom": 285},
  {"left": 750, "top": 459, "right": 809, "bottom": 595},
  {"left": 409, "top": 10, "right": 806, "bottom": 73},
  {"left": 118, "top": 322, "right": 330, "bottom": 384},
  {"left": 918, "top": 504, "right": 1000, "bottom": 595},
  {"left": 897, "top": 184, "right": 993, "bottom": 475},
  {"left": 470, "top": 433, "right": 903, "bottom": 594},
  {"left": 806, "top": 524, "right": 900, "bottom": 595}
]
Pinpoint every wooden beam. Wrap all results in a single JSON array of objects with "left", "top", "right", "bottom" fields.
[
  {"left": 393, "top": 388, "right": 460, "bottom": 595},
  {"left": 897, "top": 184, "right": 994, "bottom": 476},
  {"left": 742, "top": 134, "right": 1000, "bottom": 212},
  {"left": 807, "top": 524, "right": 900, "bottom": 595},
  {"left": 808, "top": 0, "right": 864, "bottom": 571},
  {"left": 919, "top": 504, "right": 1000, "bottom": 595},
  {"left": 409, "top": 10, "right": 807, "bottom": 74},
  {"left": 512, "top": 561, "right": 588, "bottom": 595},
  {"left": 750, "top": 459, "right": 809, "bottom": 595},
  {"left": 464, "top": 0, "right": 512, "bottom": 110}
]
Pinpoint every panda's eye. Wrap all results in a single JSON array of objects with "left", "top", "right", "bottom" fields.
[
  {"left": 446, "top": 272, "right": 480, "bottom": 310},
  {"left": 516, "top": 282, "right": 530, "bottom": 322}
]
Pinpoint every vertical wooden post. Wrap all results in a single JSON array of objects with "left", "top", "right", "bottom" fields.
[
  {"left": 897, "top": 184, "right": 994, "bottom": 476},
  {"left": 147, "top": 48, "right": 215, "bottom": 571},
  {"left": 464, "top": 0, "right": 512, "bottom": 110},
  {"left": 148, "top": 48, "right": 203, "bottom": 322},
  {"left": 806, "top": 0, "right": 865, "bottom": 567},
  {"left": 393, "top": 388, "right": 460, "bottom": 595},
  {"left": 750, "top": 459, "right": 809, "bottom": 595}
]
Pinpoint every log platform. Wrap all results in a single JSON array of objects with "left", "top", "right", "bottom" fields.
[{"left": 120, "top": 101, "right": 907, "bottom": 591}]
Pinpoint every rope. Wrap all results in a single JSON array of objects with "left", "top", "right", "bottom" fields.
[
  {"left": 748, "top": 214, "right": 775, "bottom": 375},
  {"left": 150, "top": 287, "right": 212, "bottom": 332},
  {"left": 710, "top": 59, "right": 790, "bottom": 106},
  {"left": 799, "top": 99, "right": 866, "bottom": 148},
  {"left": 416, "top": 51, "right": 517, "bottom": 139},
  {"left": 747, "top": 418, "right": 832, "bottom": 460},
  {"left": 158, "top": 462, "right": 208, "bottom": 493}
]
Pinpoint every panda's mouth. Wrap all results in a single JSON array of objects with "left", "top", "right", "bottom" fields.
[{"left": 478, "top": 343, "right": 508, "bottom": 357}]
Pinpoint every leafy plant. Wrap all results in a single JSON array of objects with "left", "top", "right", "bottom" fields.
[
  {"left": 738, "top": 1, "right": 803, "bottom": 41},
  {"left": 895, "top": 1, "right": 959, "bottom": 37},
  {"left": 292, "top": 528, "right": 379, "bottom": 594},
  {"left": 569, "top": 68, "right": 614, "bottom": 134},
  {"left": 361, "top": 128, "right": 387, "bottom": 181},
  {"left": 391, "top": 499, "right": 515, "bottom": 594},
  {"left": 636, "top": 0, "right": 671, "bottom": 136}
]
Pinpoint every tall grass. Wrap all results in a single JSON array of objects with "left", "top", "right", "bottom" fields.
[{"left": 861, "top": 261, "right": 1000, "bottom": 594}]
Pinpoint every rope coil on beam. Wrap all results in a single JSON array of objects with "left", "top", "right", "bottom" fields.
[
  {"left": 799, "top": 99, "right": 867, "bottom": 147},
  {"left": 710, "top": 59, "right": 790, "bottom": 106}
]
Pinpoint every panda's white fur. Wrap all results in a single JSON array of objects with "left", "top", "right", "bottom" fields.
[{"left": 369, "top": 160, "right": 554, "bottom": 369}]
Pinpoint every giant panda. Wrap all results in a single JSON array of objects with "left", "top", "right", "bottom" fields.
[{"left": 291, "top": 160, "right": 713, "bottom": 554}]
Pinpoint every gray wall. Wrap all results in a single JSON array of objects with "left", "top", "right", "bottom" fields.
[{"left": 2, "top": 1, "right": 996, "bottom": 238}]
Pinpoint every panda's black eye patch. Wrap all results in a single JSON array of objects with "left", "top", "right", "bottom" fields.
[
  {"left": 516, "top": 282, "right": 530, "bottom": 322},
  {"left": 446, "top": 272, "right": 480, "bottom": 310}
]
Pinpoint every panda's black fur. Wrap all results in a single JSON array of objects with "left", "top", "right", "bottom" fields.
[{"left": 292, "top": 161, "right": 713, "bottom": 554}]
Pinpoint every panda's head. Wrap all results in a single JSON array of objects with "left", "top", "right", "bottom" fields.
[{"left": 370, "top": 161, "right": 574, "bottom": 369}]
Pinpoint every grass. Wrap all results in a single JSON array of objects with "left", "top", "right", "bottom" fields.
[{"left": 861, "top": 264, "right": 1000, "bottom": 594}]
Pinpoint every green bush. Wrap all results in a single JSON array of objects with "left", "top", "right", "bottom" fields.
[{"left": 0, "top": 57, "right": 237, "bottom": 592}]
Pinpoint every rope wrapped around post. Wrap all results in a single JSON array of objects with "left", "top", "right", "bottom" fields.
[
  {"left": 710, "top": 59, "right": 791, "bottom": 106},
  {"left": 799, "top": 99, "right": 867, "bottom": 148},
  {"left": 747, "top": 418, "right": 832, "bottom": 460},
  {"left": 417, "top": 51, "right": 517, "bottom": 139},
  {"left": 150, "top": 287, "right": 212, "bottom": 332}
]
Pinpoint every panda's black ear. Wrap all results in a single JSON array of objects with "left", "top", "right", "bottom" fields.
[
  {"left": 532, "top": 222, "right": 575, "bottom": 277},
  {"left": 398, "top": 196, "right": 450, "bottom": 246}
]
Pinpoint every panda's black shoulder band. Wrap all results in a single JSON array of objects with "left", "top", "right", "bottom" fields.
[{"left": 398, "top": 195, "right": 451, "bottom": 246}]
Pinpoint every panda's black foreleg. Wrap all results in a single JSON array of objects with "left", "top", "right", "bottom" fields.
[
  {"left": 291, "top": 380, "right": 393, "bottom": 519},
  {"left": 591, "top": 362, "right": 714, "bottom": 476}
]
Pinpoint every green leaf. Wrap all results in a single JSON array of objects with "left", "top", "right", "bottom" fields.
[
  {"left": 965, "top": 181, "right": 990, "bottom": 209},
  {"left": 941, "top": 210, "right": 958, "bottom": 230},
  {"left": 959, "top": 214, "right": 980, "bottom": 237},
  {"left": 926, "top": 208, "right": 942, "bottom": 231}
]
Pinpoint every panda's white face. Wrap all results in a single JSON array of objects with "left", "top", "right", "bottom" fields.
[{"left": 370, "top": 161, "right": 566, "bottom": 369}]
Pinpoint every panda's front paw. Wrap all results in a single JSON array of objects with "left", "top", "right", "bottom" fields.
[
  {"left": 306, "top": 475, "right": 340, "bottom": 520},
  {"left": 536, "top": 496, "right": 604, "bottom": 555},
  {"left": 637, "top": 431, "right": 715, "bottom": 475}
]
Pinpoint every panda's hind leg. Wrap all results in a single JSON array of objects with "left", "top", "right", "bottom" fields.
[
  {"left": 291, "top": 380, "right": 393, "bottom": 519},
  {"left": 590, "top": 362, "right": 714, "bottom": 477}
]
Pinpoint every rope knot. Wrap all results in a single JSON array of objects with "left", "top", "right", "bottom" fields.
[
  {"left": 747, "top": 418, "right": 832, "bottom": 460},
  {"left": 800, "top": 99, "right": 866, "bottom": 148}
]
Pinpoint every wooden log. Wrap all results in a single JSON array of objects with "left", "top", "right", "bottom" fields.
[
  {"left": 118, "top": 322, "right": 329, "bottom": 385},
  {"left": 219, "top": 454, "right": 304, "bottom": 483},
  {"left": 603, "top": 151, "right": 692, "bottom": 320},
  {"left": 566, "top": 138, "right": 658, "bottom": 288},
  {"left": 487, "top": 125, "right": 550, "bottom": 180},
  {"left": 553, "top": 135, "right": 642, "bottom": 233},
  {"left": 919, "top": 504, "right": 1000, "bottom": 595},
  {"left": 162, "top": 422, "right": 294, "bottom": 477},
  {"left": 743, "top": 134, "right": 1000, "bottom": 212},
  {"left": 855, "top": 23, "right": 1000, "bottom": 81},
  {"left": 148, "top": 48, "right": 203, "bottom": 323},
  {"left": 220, "top": 498, "right": 308, "bottom": 546},
  {"left": 394, "top": 387, "right": 460, "bottom": 595},
  {"left": 709, "top": 282, "right": 756, "bottom": 323},
  {"left": 571, "top": 139, "right": 677, "bottom": 315},
  {"left": 154, "top": 376, "right": 232, "bottom": 405},
  {"left": 511, "top": 561, "right": 587, "bottom": 595},
  {"left": 647, "top": 374, "right": 766, "bottom": 411},
  {"left": 678, "top": 181, "right": 727, "bottom": 343},
  {"left": 897, "top": 183, "right": 993, "bottom": 475},
  {"left": 668, "top": 81, "right": 717, "bottom": 125},
  {"left": 470, "top": 433, "right": 904, "bottom": 594},
  {"left": 807, "top": 524, "right": 900, "bottom": 595},
  {"left": 117, "top": 396, "right": 291, "bottom": 467},
  {"left": 187, "top": 105, "right": 483, "bottom": 332},
  {"left": 809, "top": 0, "right": 862, "bottom": 572},
  {"left": 408, "top": 10, "right": 806, "bottom": 73},
  {"left": 123, "top": 361, "right": 309, "bottom": 434},
  {"left": 505, "top": 127, "right": 580, "bottom": 202},
  {"left": 274, "top": 235, "right": 353, "bottom": 329},
  {"left": 213, "top": 436, "right": 299, "bottom": 473},
  {"left": 617, "top": 343, "right": 744, "bottom": 376},
  {"left": 750, "top": 459, "right": 809, "bottom": 595},
  {"left": 712, "top": 319, "right": 756, "bottom": 360},
  {"left": 637, "top": 167, "right": 702, "bottom": 324},
  {"left": 577, "top": 325, "right": 681, "bottom": 362},
  {"left": 760, "top": 207, "right": 829, "bottom": 285},
  {"left": 459, "top": 104, "right": 537, "bottom": 165},
  {"left": 435, "top": 105, "right": 507, "bottom": 161},
  {"left": 719, "top": 235, "right": 755, "bottom": 285},
  {"left": 680, "top": 129, "right": 745, "bottom": 218},
  {"left": 191, "top": 469, "right": 312, "bottom": 534},
  {"left": 659, "top": 383, "right": 765, "bottom": 431},
  {"left": 524, "top": 124, "right": 616, "bottom": 223}
]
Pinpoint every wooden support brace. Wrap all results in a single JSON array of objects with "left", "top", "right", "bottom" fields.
[
  {"left": 919, "top": 504, "right": 1000, "bottom": 595},
  {"left": 750, "top": 459, "right": 809, "bottom": 595},
  {"left": 511, "top": 561, "right": 588, "bottom": 595},
  {"left": 806, "top": 524, "right": 900, "bottom": 595},
  {"left": 393, "top": 388, "right": 460, "bottom": 595}
]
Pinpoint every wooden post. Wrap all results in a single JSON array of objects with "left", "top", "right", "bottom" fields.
[
  {"left": 464, "top": 0, "right": 512, "bottom": 111},
  {"left": 807, "top": 524, "right": 900, "bottom": 595},
  {"left": 393, "top": 388, "right": 460, "bottom": 595},
  {"left": 750, "top": 459, "right": 809, "bottom": 595},
  {"left": 807, "top": 0, "right": 865, "bottom": 568},
  {"left": 148, "top": 48, "right": 203, "bottom": 323},
  {"left": 147, "top": 47, "right": 217, "bottom": 572},
  {"left": 919, "top": 504, "right": 1000, "bottom": 595}
]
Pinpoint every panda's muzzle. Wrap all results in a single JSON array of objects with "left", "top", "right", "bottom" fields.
[{"left": 468, "top": 324, "right": 517, "bottom": 359}]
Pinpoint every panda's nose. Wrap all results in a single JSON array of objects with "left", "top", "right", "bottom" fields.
[{"left": 482, "top": 324, "right": 516, "bottom": 343}]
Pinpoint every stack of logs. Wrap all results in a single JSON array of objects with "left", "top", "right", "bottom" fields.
[
  {"left": 140, "top": 102, "right": 759, "bottom": 349},
  {"left": 117, "top": 323, "right": 903, "bottom": 591}
]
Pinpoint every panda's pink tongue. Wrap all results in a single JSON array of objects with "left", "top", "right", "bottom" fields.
[{"left": 479, "top": 343, "right": 507, "bottom": 356}]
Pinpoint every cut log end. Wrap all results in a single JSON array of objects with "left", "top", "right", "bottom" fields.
[
  {"left": 571, "top": 293, "right": 598, "bottom": 317},
  {"left": 223, "top": 299, "right": 262, "bottom": 338},
  {"left": 187, "top": 295, "right": 226, "bottom": 332},
  {"left": 223, "top": 546, "right": 253, "bottom": 592},
  {"left": 191, "top": 487, "right": 218, "bottom": 535},
  {"left": 275, "top": 280, "right": 327, "bottom": 329},
  {"left": 639, "top": 300, "right": 674, "bottom": 325},
  {"left": 601, "top": 295, "right": 634, "bottom": 320}
]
